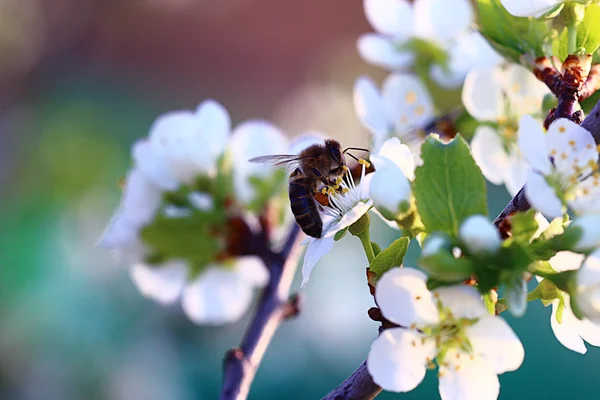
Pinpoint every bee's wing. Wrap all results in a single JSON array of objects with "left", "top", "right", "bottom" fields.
[{"left": 248, "top": 154, "right": 302, "bottom": 169}]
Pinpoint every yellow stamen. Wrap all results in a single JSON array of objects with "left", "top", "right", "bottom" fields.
[
  {"left": 358, "top": 158, "right": 371, "bottom": 168},
  {"left": 321, "top": 187, "right": 327, "bottom": 194},
  {"left": 342, "top": 188, "right": 349, "bottom": 194},
  {"left": 558, "top": 126, "right": 566, "bottom": 133},
  {"left": 335, "top": 177, "right": 343, "bottom": 185}
]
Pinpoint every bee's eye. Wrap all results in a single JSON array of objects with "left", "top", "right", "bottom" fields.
[{"left": 329, "top": 147, "right": 342, "bottom": 163}]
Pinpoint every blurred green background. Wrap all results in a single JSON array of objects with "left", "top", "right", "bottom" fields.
[{"left": 0, "top": 1, "right": 599, "bottom": 399}]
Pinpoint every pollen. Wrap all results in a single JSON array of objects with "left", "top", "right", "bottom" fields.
[
  {"left": 455, "top": 365, "right": 461, "bottom": 371},
  {"left": 511, "top": 82, "right": 521, "bottom": 93},
  {"left": 335, "top": 177, "right": 343, "bottom": 185},
  {"left": 415, "top": 295, "right": 421, "bottom": 300},
  {"left": 561, "top": 152, "right": 568, "bottom": 160},
  {"left": 342, "top": 165, "right": 349, "bottom": 171},
  {"left": 411, "top": 340, "right": 417, "bottom": 347},
  {"left": 358, "top": 158, "right": 371, "bottom": 168},
  {"left": 597, "top": 144, "right": 600, "bottom": 152},
  {"left": 405, "top": 91, "right": 417, "bottom": 104},
  {"left": 550, "top": 149, "right": 557, "bottom": 156},
  {"left": 342, "top": 188, "right": 349, "bottom": 194},
  {"left": 410, "top": 323, "right": 417, "bottom": 329},
  {"left": 400, "top": 115, "right": 409, "bottom": 124},
  {"left": 583, "top": 188, "right": 590, "bottom": 196},
  {"left": 569, "top": 140, "right": 576, "bottom": 147},
  {"left": 558, "top": 126, "right": 566, "bottom": 133},
  {"left": 321, "top": 187, "right": 327, "bottom": 194},
  {"left": 587, "top": 143, "right": 593, "bottom": 150},
  {"left": 415, "top": 105, "right": 425, "bottom": 116}
]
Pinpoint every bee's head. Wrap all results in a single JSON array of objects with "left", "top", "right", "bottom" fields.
[{"left": 325, "top": 139, "right": 345, "bottom": 173}]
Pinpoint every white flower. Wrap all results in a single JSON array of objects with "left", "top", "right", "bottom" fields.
[
  {"left": 430, "top": 32, "right": 502, "bottom": 89},
  {"left": 133, "top": 99, "right": 231, "bottom": 191},
  {"left": 131, "top": 256, "right": 268, "bottom": 325},
  {"left": 98, "top": 168, "right": 163, "bottom": 264},
  {"left": 228, "top": 120, "right": 288, "bottom": 204},
  {"left": 463, "top": 64, "right": 550, "bottom": 195},
  {"left": 536, "top": 251, "right": 600, "bottom": 353},
  {"left": 367, "top": 268, "right": 523, "bottom": 398},
  {"left": 459, "top": 215, "right": 502, "bottom": 254},
  {"left": 359, "top": 0, "right": 499, "bottom": 87},
  {"left": 571, "top": 214, "right": 600, "bottom": 251},
  {"left": 301, "top": 163, "right": 373, "bottom": 285},
  {"left": 354, "top": 74, "right": 434, "bottom": 153},
  {"left": 574, "top": 249, "right": 600, "bottom": 324},
  {"left": 370, "top": 138, "right": 415, "bottom": 219},
  {"left": 518, "top": 116, "right": 600, "bottom": 219},
  {"left": 422, "top": 234, "right": 450, "bottom": 256},
  {"left": 500, "top": 0, "right": 563, "bottom": 17}
]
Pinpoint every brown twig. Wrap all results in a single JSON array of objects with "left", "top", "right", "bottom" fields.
[
  {"left": 220, "top": 224, "right": 302, "bottom": 400},
  {"left": 321, "top": 361, "right": 382, "bottom": 400}
]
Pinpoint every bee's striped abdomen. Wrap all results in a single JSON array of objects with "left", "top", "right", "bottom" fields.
[{"left": 289, "top": 169, "right": 322, "bottom": 238}]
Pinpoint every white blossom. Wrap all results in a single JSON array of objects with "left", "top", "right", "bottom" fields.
[
  {"left": 359, "top": 0, "right": 499, "bottom": 86},
  {"left": 499, "top": 0, "right": 564, "bottom": 17},
  {"left": 100, "top": 99, "right": 287, "bottom": 325},
  {"left": 367, "top": 268, "right": 523, "bottom": 399},
  {"left": 353, "top": 74, "right": 434, "bottom": 153},
  {"left": 571, "top": 214, "right": 600, "bottom": 251},
  {"left": 301, "top": 163, "right": 373, "bottom": 285},
  {"left": 133, "top": 99, "right": 231, "bottom": 191},
  {"left": 535, "top": 250, "right": 600, "bottom": 354},
  {"left": 422, "top": 234, "right": 450, "bottom": 256},
  {"left": 370, "top": 138, "right": 415, "bottom": 220},
  {"left": 518, "top": 116, "right": 600, "bottom": 219},
  {"left": 574, "top": 249, "right": 600, "bottom": 325},
  {"left": 459, "top": 215, "right": 502, "bottom": 254},
  {"left": 131, "top": 256, "right": 268, "bottom": 325},
  {"left": 463, "top": 64, "right": 550, "bottom": 195}
]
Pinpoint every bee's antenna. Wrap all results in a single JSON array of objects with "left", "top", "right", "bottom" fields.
[
  {"left": 343, "top": 147, "right": 370, "bottom": 154},
  {"left": 344, "top": 153, "right": 361, "bottom": 162}
]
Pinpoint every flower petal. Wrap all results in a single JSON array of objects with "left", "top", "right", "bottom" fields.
[
  {"left": 438, "top": 351, "right": 500, "bottom": 400},
  {"left": 194, "top": 99, "right": 231, "bottom": 162},
  {"left": 181, "top": 266, "right": 254, "bottom": 325},
  {"left": 546, "top": 118, "right": 598, "bottom": 175},
  {"left": 548, "top": 251, "right": 585, "bottom": 273},
  {"left": 550, "top": 298, "right": 587, "bottom": 354},
  {"left": 434, "top": 285, "right": 486, "bottom": 320},
  {"left": 517, "top": 115, "right": 551, "bottom": 174},
  {"left": 572, "top": 216, "right": 600, "bottom": 251},
  {"left": 499, "top": 0, "right": 563, "bottom": 18},
  {"left": 467, "top": 315, "right": 524, "bottom": 373},
  {"left": 459, "top": 215, "right": 501, "bottom": 254},
  {"left": 301, "top": 234, "right": 336, "bottom": 286},
  {"left": 130, "top": 261, "right": 187, "bottom": 305},
  {"left": 413, "top": 0, "right": 472, "bottom": 41},
  {"left": 504, "top": 150, "right": 530, "bottom": 196},
  {"left": 470, "top": 126, "right": 508, "bottom": 186},
  {"left": 229, "top": 120, "right": 288, "bottom": 204},
  {"left": 461, "top": 68, "right": 505, "bottom": 122},
  {"left": 357, "top": 34, "right": 415, "bottom": 70},
  {"left": 375, "top": 267, "right": 439, "bottom": 326},
  {"left": 504, "top": 64, "right": 550, "bottom": 116},
  {"left": 370, "top": 156, "right": 412, "bottom": 215},
  {"left": 353, "top": 76, "right": 390, "bottom": 138},
  {"left": 235, "top": 256, "right": 269, "bottom": 287},
  {"left": 363, "top": 0, "right": 414, "bottom": 39},
  {"left": 375, "top": 137, "right": 415, "bottom": 180},
  {"left": 524, "top": 171, "right": 564, "bottom": 219},
  {"left": 132, "top": 139, "right": 179, "bottom": 191},
  {"left": 382, "top": 73, "right": 434, "bottom": 136},
  {"left": 367, "top": 328, "right": 435, "bottom": 393}
]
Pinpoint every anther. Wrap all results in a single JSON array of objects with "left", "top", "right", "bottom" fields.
[{"left": 358, "top": 158, "right": 371, "bottom": 168}]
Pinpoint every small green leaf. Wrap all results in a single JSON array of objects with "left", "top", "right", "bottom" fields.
[
  {"left": 369, "top": 237, "right": 410, "bottom": 279},
  {"left": 419, "top": 252, "right": 474, "bottom": 281},
  {"left": 476, "top": 0, "right": 554, "bottom": 63},
  {"left": 509, "top": 210, "right": 539, "bottom": 243},
  {"left": 371, "top": 241, "right": 382, "bottom": 257},
  {"left": 334, "top": 227, "right": 349, "bottom": 241},
  {"left": 483, "top": 292, "right": 496, "bottom": 315},
  {"left": 413, "top": 134, "right": 487, "bottom": 236}
]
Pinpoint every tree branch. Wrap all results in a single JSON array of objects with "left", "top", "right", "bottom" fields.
[
  {"left": 220, "top": 224, "right": 302, "bottom": 400},
  {"left": 321, "top": 361, "right": 382, "bottom": 400}
]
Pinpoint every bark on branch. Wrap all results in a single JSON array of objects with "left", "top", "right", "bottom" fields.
[
  {"left": 321, "top": 361, "right": 382, "bottom": 400},
  {"left": 220, "top": 224, "right": 302, "bottom": 400}
]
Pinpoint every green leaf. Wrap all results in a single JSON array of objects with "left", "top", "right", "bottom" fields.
[
  {"left": 476, "top": 0, "right": 554, "bottom": 63},
  {"left": 509, "top": 210, "right": 539, "bottom": 243},
  {"left": 247, "top": 169, "right": 288, "bottom": 213},
  {"left": 334, "top": 227, "right": 349, "bottom": 241},
  {"left": 371, "top": 241, "right": 382, "bottom": 257},
  {"left": 369, "top": 237, "right": 410, "bottom": 279},
  {"left": 419, "top": 252, "right": 474, "bottom": 281},
  {"left": 140, "top": 211, "right": 224, "bottom": 276},
  {"left": 483, "top": 292, "right": 496, "bottom": 315},
  {"left": 413, "top": 134, "right": 487, "bottom": 236}
]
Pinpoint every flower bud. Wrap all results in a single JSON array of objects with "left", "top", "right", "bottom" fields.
[
  {"left": 574, "top": 250, "right": 600, "bottom": 324},
  {"left": 459, "top": 215, "right": 501, "bottom": 254},
  {"left": 370, "top": 154, "right": 412, "bottom": 220},
  {"left": 422, "top": 234, "right": 450, "bottom": 257},
  {"left": 570, "top": 215, "right": 600, "bottom": 251}
]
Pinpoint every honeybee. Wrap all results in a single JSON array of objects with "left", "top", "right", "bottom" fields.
[{"left": 250, "top": 139, "right": 367, "bottom": 238}]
